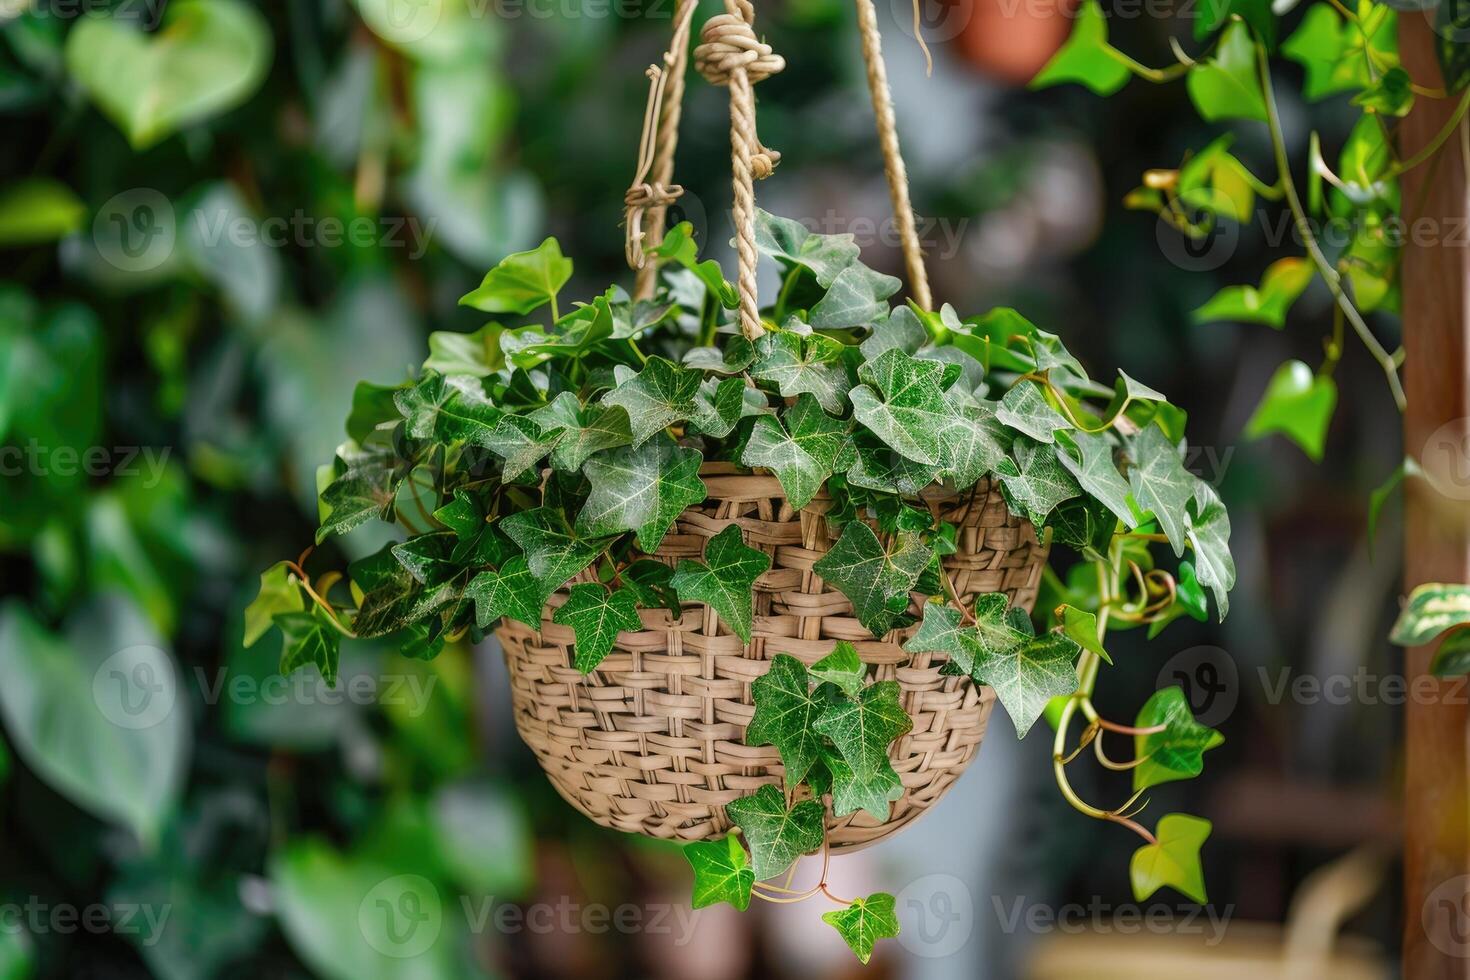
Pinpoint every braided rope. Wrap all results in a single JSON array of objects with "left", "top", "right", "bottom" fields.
[{"left": 695, "top": 0, "right": 783, "bottom": 340}]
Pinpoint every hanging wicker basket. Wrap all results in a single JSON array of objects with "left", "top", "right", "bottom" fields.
[{"left": 497, "top": 463, "right": 1049, "bottom": 848}]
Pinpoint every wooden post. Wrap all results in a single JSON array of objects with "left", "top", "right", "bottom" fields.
[{"left": 1399, "top": 14, "right": 1470, "bottom": 979}]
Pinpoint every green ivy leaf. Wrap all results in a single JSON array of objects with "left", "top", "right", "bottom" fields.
[
  {"left": 1000, "top": 436, "right": 1082, "bottom": 527},
  {"left": 974, "top": 632, "right": 1079, "bottom": 738},
  {"left": 275, "top": 608, "right": 342, "bottom": 685},
  {"left": 747, "top": 654, "right": 824, "bottom": 787},
  {"left": 810, "top": 264, "right": 902, "bottom": 330},
  {"left": 577, "top": 439, "right": 707, "bottom": 552},
  {"left": 0, "top": 178, "right": 86, "bottom": 246},
  {"left": 851, "top": 349, "right": 958, "bottom": 465},
  {"left": 552, "top": 584, "right": 643, "bottom": 673},
  {"left": 1390, "top": 583, "right": 1470, "bottom": 646},
  {"left": 813, "top": 522, "right": 933, "bottom": 637},
  {"left": 1054, "top": 430, "right": 1135, "bottom": 528},
  {"left": 1133, "top": 687, "right": 1224, "bottom": 791},
  {"left": 724, "top": 784, "right": 825, "bottom": 881},
  {"left": 485, "top": 414, "right": 563, "bottom": 481},
  {"left": 1131, "top": 814, "right": 1211, "bottom": 903},
  {"left": 501, "top": 507, "right": 610, "bottom": 594},
  {"left": 825, "top": 751, "right": 904, "bottom": 821},
  {"left": 1196, "top": 0, "right": 1274, "bottom": 47},
  {"left": 755, "top": 210, "right": 860, "bottom": 287},
  {"left": 810, "top": 641, "right": 866, "bottom": 698},
  {"left": 1056, "top": 604, "right": 1112, "bottom": 665},
  {"left": 670, "top": 524, "right": 771, "bottom": 642},
  {"left": 1187, "top": 22, "right": 1268, "bottom": 123},
  {"left": 1030, "top": 0, "right": 1131, "bottom": 96},
  {"left": 1193, "top": 257, "right": 1314, "bottom": 328},
  {"left": 1243, "top": 360, "right": 1337, "bottom": 462},
  {"left": 528, "top": 393, "right": 633, "bottom": 472},
  {"left": 689, "top": 376, "right": 748, "bottom": 438},
  {"left": 846, "top": 435, "right": 942, "bottom": 496},
  {"left": 1187, "top": 484, "right": 1235, "bottom": 619},
  {"left": 1126, "top": 425, "right": 1195, "bottom": 556},
  {"left": 424, "top": 323, "right": 504, "bottom": 377},
  {"left": 622, "top": 559, "right": 681, "bottom": 615},
  {"left": 649, "top": 222, "right": 739, "bottom": 308},
  {"left": 1177, "top": 134, "right": 1258, "bottom": 223},
  {"left": 821, "top": 893, "right": 900, "bottom": 965},
  {"left": 936, "top": 400, "right": 1015, "bottom": 490},
  {"left": 996, "top": 382, "right": 1071, "bottom": 444},
  {"left": 316, "top": 446, "right": 400, "bottom": 542},
  {"left": 466, "top": 557, "right": 549, "bottom": 628},
  {"left": 685, "top": 835, "right": 754, "bottom": 911},
  {"left": 861, "top": 306, "right": 929, "bottom": 358},
  {"left": 396, "top": 373, "right": 504, "bottom": 445},
  {"left": 1353, "top": 65, "right": 1414, "bottom": 116},
  {"left": 813, "top": 680, "right": 912, "bottom": 776},
  {"left": 741, "top": 394, "right": 854, "bottom": 509},
  {"left": 905, "top": 602, "right": 989, "bottom": 675},
  {"left": 749, "top": 329, "right": 852, "bottom": 414},
  {"left": 601, "top": 356, "right": 702, "bottom": 447},
  {"left": 459, "top": 237, "right": 572, "bottom": 315},
  {"left": 244, "top": 561, "right": 304, "bottom": 648}
]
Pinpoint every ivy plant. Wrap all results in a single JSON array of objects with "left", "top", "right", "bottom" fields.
[{"left": 249, "top": 211, "right": 1235, "bottom": 962}]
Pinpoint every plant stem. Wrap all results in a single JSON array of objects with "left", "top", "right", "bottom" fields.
[
  {"left": 1389, "top": 87, "right": 1470, "bottom": 178},
  {"left": 1103, "top": 46, "right": 1190, "bottom": 84},
  {"left": 1256, "top": 42, "right": 1407, "bottom": 411}
]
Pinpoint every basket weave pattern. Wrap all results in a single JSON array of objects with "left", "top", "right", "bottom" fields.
[{"left": 497, "top": 464, "right": 1049, "bottom": 848}]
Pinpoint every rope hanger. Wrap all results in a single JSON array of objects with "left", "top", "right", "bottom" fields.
[{"left": 624, "top": 0, "right": 934, "bottom": 337}]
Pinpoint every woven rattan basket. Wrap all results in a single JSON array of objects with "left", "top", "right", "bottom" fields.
[{"left": 497, "top": 463, "right": 1049, "bottom": 849}]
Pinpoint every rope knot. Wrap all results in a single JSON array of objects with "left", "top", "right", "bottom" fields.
[
  {"left": 694, "top": 13, "right": 785, "bottom": 88},
  {"left": 623, "top": 180, "right": 684, "bottom": 269}
]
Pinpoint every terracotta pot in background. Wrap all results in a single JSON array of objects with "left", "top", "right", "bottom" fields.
[{"left": 950, "top": 0, "right": 1079, "bottom": 85}]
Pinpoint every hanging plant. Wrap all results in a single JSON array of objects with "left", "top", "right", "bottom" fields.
[{"left": 248, "top": 0, "right": 1237, "bottom": 963}]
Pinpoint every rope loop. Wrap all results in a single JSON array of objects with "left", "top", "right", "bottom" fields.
[{"left": 693, "top": 13, "right": 785, "bottom": 88}]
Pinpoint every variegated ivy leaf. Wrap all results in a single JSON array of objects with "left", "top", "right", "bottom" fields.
[
  {"left": 622, "top": 559, "right": 680, "bottom": 615},
  {"left": 747, "top": 654, "right": 824, "bottom": 787},
  {"left": 810, "top": 641, "right": 866, "bottom": 698},
  {"left": 577, "top": 439, "right": 707, "bottom": 552},
  {"left": 813, "top": 522, "right": 933, "bottom": 637},
  {"left": 846, "top": 434, "right": 941, "bottom": 496},
  {"left": 973, "top": 631, "right": 1080, "bottom": 738},
  {"left": 683, "top": 335, "right": 756, "bottom": 374},
  {"left": 275, "top": 608, "right": 342, "bottom": 685},
  {"left": 749, "top": 329, "right": 851, "bottom": 414},
  {"left": 859, "top": 305, "right": 928, "bottom": 358},
  {"left": 821, "top": 892, "right": 900, "bottom": 965},
  {"left": 501, "top": 507, "right": 611, "bottom": 594},
  {"left": 552, "top": 583, "right": 642, "bottom": 673},
  {"left": 689, "top": 376, "right": 747, "bottom": 438},
  {"left": 484, "top": 414, "right": 563, "bottom": 480},
  {"left": 670, "top": 524, "right": 771, "bottom": 642},
  {"left": 825, "top": 751, "right": 903, "bottom": 821},
  {"left": 1055, "top": 429, "right": 1136, "bottom": 527},
  {"left": 317, "top": 445, "right": 400, "bottom": 541},
  {"left": 1131, "top": 814, "right": 1211, "bottom": 904},
  {"left": 1000, "top": 436, "right": 1082, "bottom": 526},
  {"left": 466, "top": 556, "right": 549, "bottom": 628},
  {"left": 996, "top": 381, "right": 1071, "bottom": 444},
  {"left": 685, "top": 835, "right": 754, "bottom": 911},
  {"left": 813, "top": 679, "right": 912, "bottom": 776},
  {"left": 850, "top": 349, "right": 959, "bottom": 466},
  {"left": 1047, "top": 496, "right": 1116, "bottom": 557},
  {"left": 903, "top": 602, "right": 989, "bottom": 675},
  {"left": 741, "top": 393, "right": 855, "bottom": 509},
  {"left": 1391, "top": 583, "right": 1470, "bottom": 647},
  {"left": 610, "top": 297, "right": 676, "bottom": 339},
  {"left": 937, "top": 400, "right": 1016, "bottom": 489},
  {"left": 1127, "top": 424, "right": 1197, "bottom": 557},
  {"left": 809, "top": 263, "right": 902, "bottom": 330},
  {"left": 600, "top": 356, "right": 701, "bottom": 446},
  {"left": 528, "top": 392, "right": 633, "bottom": 472},
  {"left": 724, "top": 784, "right": 825, "bottom": 881},
  {"left": 754, "top": 209, "right": 860, "bottom": 287},
  {"left": 1132, "top": 686, "right": 1223, "bottom": 792},
  {"left": 1187, "top": 482, "right": 1235, "bottom": 619}
]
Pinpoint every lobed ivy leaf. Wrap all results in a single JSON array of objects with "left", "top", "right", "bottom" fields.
[
  {"left": 825, "top": 751, "right": 903, "bottom": 822},
  {"left": 528, "top": 392, "right": 633, "bottom": 472},
  {"left": 851, "top": 349, "right": 958, "bottom": 465},
  {"left": 1056, "top": 604, "right": 1112, "bottom": 665},
  {"left": 622, "top": 559, "right": 681, "bottom": 615},
  {"left": 821, "top": 893, "right": 900, "bottom": 965},
  {"left": 996, "top": 382, "right": 1071, "bottom": 444},
  {"left": 424, "top": 323, "right": 503, "bottom": 377},
  {"left": 601, "top": 356, "right": 701, "bottom": 447},
  {"left": 1187, "top": 22, "right": 1268, "bottom": 123},
  {"left": 1187, "top": 484, "right": 1235, "bottom": 619},
  {"left": 459, "top": 237, "right": 572, "bottom": 315},
  {"left": 1054, "top": 430, "right": 1135, "bottom": 527},
  {"left": 1131, "top": 814, "right": 1211, "bottom": 904},
  {"left": 466, "top": 556, "right": 549, "bottom": 628},
  {"left": 904, "top": 602, "right": 989, "bottom": 675},
  {"left": 1030, "top": 0, "right": 1131, "bottom": 95},
  {"left": 485, "top": 414, "right": 563, "bottom": 481},
  {"left": 1243, "top": 359, "right": 1336, "bottom": 462},
  {"left": 1132, "top": 687, "right": 1224, "bottom": 792},
  {"left": 813, "top": 522, "right": 933, "bottom": 637},
  {"left": 670, "top": 524, "right": 771, "bottom": 642},
  {"left": 860, "top": 306, "right": 929, "bottom": 358},
  {"left": 396, "top": 373, "right": 503, "bottom": 445},
  {"left": 749, "top": 329, "right": 852, "bottom": 414},
  {"left": 552, "top": 583, "right": 643, "bottom": 673},
  {"left": 685, "top": 835, "right": 754, "bottom": 911},
  {"left": 809, "top": 264, "right": 902, "bottom": 330},
  {"left": 1000, "top": 436, "right": 1082, "bottom": 527},
  {"left": 317, "top": 445, "right": 400, "bottom": 542},
  {"left": 846, "top": 434, "right": 942, "bottom": 496},
  {"left": 244, "top": 561, "right": 303, "bottom": 647},
  {"left": 937, "top": 399, "right": 1015, "bottom": 489},
  {"left": 747, "top": 654, "right": 824, "bottom": 787},
  {"left": 501, "top": 507, "right": 611, "bottom": 594},
  {"left": 275, "top": 608, "right": 341, "bottom": 686},
  {"left": 974, "top": 632, "right": 1080, "bottom": 738},
  {"left": 813, "top": 680, "right": 912, "bottom": 776},
  {"left": 1194, "top": 258, "right": 1314, "bottom": 329},
  {"left": 1126, "top": 425, "right": 1195, "bottom": 557},
  {"left": 689, "top": 376, "right": 748, "bottom": 438},
  {"left": 741, "top": 394, "right": 854, "bottom": 508},
  {"left": 724, "top": 784, "right": 825, "bottom": 881},
  {"left": 649, "top": 222, "right": 739, "bottom": 308},
  {"left": 577, "top": 439, "right": 707, "bottom": 552},
  {"left": 754, "top": 209, "right": 860, "bottom": 287}
]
